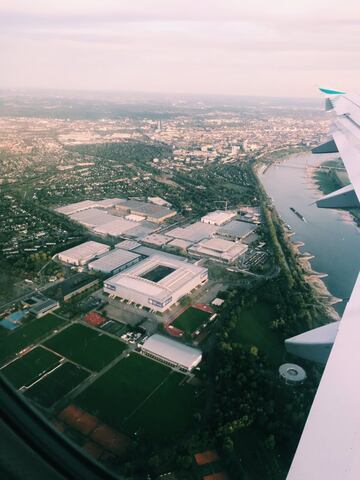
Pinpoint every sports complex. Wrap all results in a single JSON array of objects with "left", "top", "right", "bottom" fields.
[{"left": 0, "top": 310, "right": 204, "bottom": 455}]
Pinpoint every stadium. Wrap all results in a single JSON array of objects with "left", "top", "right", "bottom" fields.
[{"left": 104, "top": 255, "right": 208, "bottom": 312}]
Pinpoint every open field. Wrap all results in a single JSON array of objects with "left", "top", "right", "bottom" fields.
[
  {"left": 124, "top": 371, "right": 203, "bottom": 441},
  {"left": 44, "top": 323, "right": 126, "bottom": 371},
  {"left": 75, "top": 353, "right": 202, "bottom": 440},
  {"left": 25, "top": 362, "right": 90, "bottom": 408},
  {"left": 0, "top": 314, "right": 66, "bottom": 366},
  {"left": 230, "top": 303, "right": 283, "bottom": 364},
  {"left": 1, "top": 346, "right": 60, "bottom": 389},
  {"left": 172, "top": 307, "right": 211, "bottom": 334}
]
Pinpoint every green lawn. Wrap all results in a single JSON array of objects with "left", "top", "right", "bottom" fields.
[
  {"left": 1, "top": 346, "right": 60, "bottom": 389},
  {"left": 75, "top": 353, "right": 201, "bottom": 440},
  {"left": 231, "top": 303, "right": 283, "bottom": 364},
  {"left": 172, "top": 307, "right": 211, "bottom": 334},
  {"left": 124, "top": 372, "right": 203, "bottom": 441},
  {"left": 0, "top": 314, "right": 66, "bottom": 366},
  {"left": 44, "top": 323, "right": 126, "bottom": 372},
  {"left": 25, "top": 362, "right": 89, "bottom": 409}
]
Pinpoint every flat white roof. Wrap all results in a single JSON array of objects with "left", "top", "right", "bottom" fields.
[
  {"left": 58, "top": 241, "right": 110, "bottom": 263},
  {"left": 115, "top": 240, "right": 141, "bottom": 251},
  {"left": 166, "top": 221, "right": 218, "bottom": 243},
  {"left": 143, "top": 233, "right": 171, "bottom": 246},
  {"left": 201, "top": 210, "right": 236, "bottom": 225},
  {"left": 56, "top": 200, "right": 96, "bottom": 215},
  {"left": 142, "top": 334, "right": 202, "bottom": 369},
  {"left": 190, "top": 238, "right": 248, "bottom": 261},
  {"left": 88, "top": 249, "right": 140, "bottom": 273},
  {"left": 70, "top": 208, "right": 112, "bottom": 227},
  {"left": 93, "top": 217, "right": 137, "bottom": 236}
]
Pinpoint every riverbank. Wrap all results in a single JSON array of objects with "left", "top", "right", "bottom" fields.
[{"left": 256, "top": 153, "right": 342, "bottom": 322}]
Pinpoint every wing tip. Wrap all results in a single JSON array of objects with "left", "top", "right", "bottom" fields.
[{"left": 319, "top": 87, "right": 346, "bottom": 95}]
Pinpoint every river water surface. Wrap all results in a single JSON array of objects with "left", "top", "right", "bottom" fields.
[{"left": 260, "top": 152, "right": 360, "bottom": 315}]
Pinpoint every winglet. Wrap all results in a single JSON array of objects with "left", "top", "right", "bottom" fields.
[{"left": 319, "top": 87, "right": 346, "bottom": 95}]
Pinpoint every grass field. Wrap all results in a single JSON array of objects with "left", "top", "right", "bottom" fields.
[
  {"left": 1, "top": 346, "right": 60, "bottom": 389},
  {"left": 44, "top": 323, "right": 126, "bottom": 371},
  {"left": 75, "top": 354, "right": 202, "bottom": 440},
  {"left": 124, "top": 372, "right": 203, "bottom": 441},
  {"left": 172, "top": 307, "right": 211, "bottom": 334},
  {"left": 25, "top": 362, "right": 90, "bottom": 408},
  {"left": 231, "top": 303, "right": 283, "bottom": 364},
  {"left": 0, "top": 314, "right": 66, "bottom": 366}
]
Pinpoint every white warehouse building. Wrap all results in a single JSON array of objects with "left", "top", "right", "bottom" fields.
[
  {"left": 141, "top": 334, "right": 202, "bottom": 371},
  {"left": 201, "top": 210, "right": 237, "bottom": 226},
  {"left": 88, "top": 248, "right": 140, "bottom": 275},
  {"left": 189, "top": 238, "right": 248, "bottom": 263},
  {"left": 58, "top": 241, "right": 110, "bottom": 266},
  {"left": 104, "top": 255, "right": 208, "bottom": 312}
]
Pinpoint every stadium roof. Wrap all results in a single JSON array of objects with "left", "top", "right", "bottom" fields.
[
  {"left": 142, "top": 334, "right": 202, "bottom": 370},
  {"left": 88, "top": 249, "right": 140, "bottom": 273},
  {"left": 106, "top": 254, "right": 207, "bottom": 302}
]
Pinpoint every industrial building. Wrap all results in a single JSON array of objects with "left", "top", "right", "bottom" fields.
[
  {"left": 29, "top": 298, "right": 60, "bottom": 318},
  {"left": 201, "top": 210, "right": 237, "bottom": 226},
  {"left": 166, "top": 221, "right": 218, "bottom": 243},
  {"left": 58, "top": 241, "right": 110, "bottom": 266},
  {"left": 217, "top": 220, "right": 257, "bottom": 241},
  {"left": 115, "top": 240, "right": 141, "bottom": 251},
  {"left": 141, "top": 334, "right": 202, "bottom": 371},
  {"left": 116, "top": 199, "right": 176, "bottom": 223},
  {"left": 88, "top": 249, "right": 140, "bottom": 275},
  {"left": 104, "top": 255, "right": 208, "bottom": 312},
  {"left": 189, "top": 238, "right": 248, "bottom": 263},
  {"left": 44, "top": 273, "right": 99, "bottom": 302}
]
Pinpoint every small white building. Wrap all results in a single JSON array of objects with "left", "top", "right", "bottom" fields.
[
  {"left": 201, "top": 210, "right": 236, "bottom": 226},
  {"left": 58, "top": 241, "right": 110, "bottom": 266},
  {"left": 141, "top": 334, "right": 202, "bottom": 371}
]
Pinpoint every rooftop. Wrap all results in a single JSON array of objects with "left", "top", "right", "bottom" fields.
[
  {"left": 142, "top": 334, "right": 202, "bottom": 370},
  {"left": 88, "top": 249, "right": 140, "bottom": 273}
]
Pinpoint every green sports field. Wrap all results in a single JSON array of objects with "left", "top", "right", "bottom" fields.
[
  {"left": 1, "top": 346, "right": 60, "bottom": 389},
  {"left": 75, "top": 353, "right": 203, "bottom": 440},
  {"left": 44, "top": 323, "right": 126, "bottom": 371},
  {"left": 0, "top": 314, "right": 66, "bottom": 366},
  {"left": 172, "top": 307, "right": 211, "bottom": 334},
  {"left": 25, "top": 362, "right": 89, "bottom": 408}
]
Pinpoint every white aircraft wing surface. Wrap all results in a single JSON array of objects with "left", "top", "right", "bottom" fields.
[{"left": 287, "top": 89, "right": 360, "bottom": 479}]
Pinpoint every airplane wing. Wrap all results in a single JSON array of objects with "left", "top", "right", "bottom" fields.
[
  {"left": 286, "top": 90, "right": 360, "bottom": 480},
  {"left": 314, "top": 89, "right": 360, "bottom": 208}
]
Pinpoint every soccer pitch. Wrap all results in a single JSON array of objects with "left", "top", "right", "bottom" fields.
[
  {"left": 25, "top": 362, "right": 90, "bottom": 409},
  {"left": 75, "top": 353, "right": 203, "bottom": 441},
  {"left": 0, "top": 314, "right": 66, "bottom": 366},
  {"left": 44, "top": 323, "right": 127, "bottom": 371},
  {"left": 1, "top": 346, "right": 60, "bottom": 389},
  {"left": 172, "top": 307, "right": 211, "bottom": 334}
]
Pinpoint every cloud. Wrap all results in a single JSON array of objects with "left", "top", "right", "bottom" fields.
[{"left": 1, "top": 0, "right": 360, "bottom": 96}]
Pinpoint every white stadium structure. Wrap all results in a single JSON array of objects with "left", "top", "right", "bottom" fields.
[
  {"left": 104, "top": 255, "right": 208, "bottom": 312},
  {"left": 141, "top": 334, "right": 202, "bottom": 371}
]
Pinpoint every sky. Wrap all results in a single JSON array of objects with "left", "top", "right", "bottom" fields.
[{"left": 1, "top": 0, "right": 360, "bottom": 97}]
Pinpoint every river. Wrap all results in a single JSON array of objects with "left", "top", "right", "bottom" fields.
[{"left": 260, "top": 152, "right": 360, "bottom": 316}]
